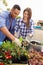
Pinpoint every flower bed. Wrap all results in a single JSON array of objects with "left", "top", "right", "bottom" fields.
[
  {"left": 0, "top": 41, "right": 43, "bottom": 65},
  {"left": 7, "top": 64, "right": 28, "bottom": 65},
  {"left": 0, "top": 41, "right": 29, "bottom": 65}
]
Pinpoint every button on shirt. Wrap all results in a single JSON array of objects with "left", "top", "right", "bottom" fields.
[
  {"left": 0, "top": 11, "right": 16, "bottom": 42},
  {"left": 15, "top": 18, "right": 34, "bottom": 38}
]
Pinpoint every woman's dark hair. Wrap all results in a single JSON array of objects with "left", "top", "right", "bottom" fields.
[
  {"left": 23, "top": 8, "right": 32, "bottom": 28},
  {"left": 13, "top": 4, "right": 21, "bottom": 10}
]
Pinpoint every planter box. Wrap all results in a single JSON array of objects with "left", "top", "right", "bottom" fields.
[{"left": 7, "top": 64, "right": 28, "bottom": 65}]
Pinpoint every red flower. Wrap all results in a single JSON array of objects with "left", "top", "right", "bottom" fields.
[
  {"left": 0, "top": 62, "right": 4, "bottom": 65},
  {"left": 4, "top": 51, "right": 10, "bottom": 55},
  {"left": 5, "top": 55, "right": 12, "bottom": 59}
]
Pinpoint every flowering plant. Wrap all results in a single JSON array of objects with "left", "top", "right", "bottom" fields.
[{"left": 0, "top": 41, "right": 28, "bottom": 64}]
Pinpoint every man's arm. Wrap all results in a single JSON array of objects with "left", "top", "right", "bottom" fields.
[
  {"left": 0, "top": 26, "right": 15, "bottom": 41},
  {"left": 0, "top": 26, "right": 21, "bottom": 46}
]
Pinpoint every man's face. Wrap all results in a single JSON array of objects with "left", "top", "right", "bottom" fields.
[{"left": 11, "top": 8, "right": 20, "bottom": 18}]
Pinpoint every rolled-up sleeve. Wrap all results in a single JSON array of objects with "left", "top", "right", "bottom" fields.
[
  {"left": 29, "top": 20, "right": 34, "bottom": 34},
  {"left": 0, "top": 17, "right": 6, "bottom": 28}
]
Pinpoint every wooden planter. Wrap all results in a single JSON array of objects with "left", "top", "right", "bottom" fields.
[{"left": 7, "top": 64, "right": 28, "bottom": 65}]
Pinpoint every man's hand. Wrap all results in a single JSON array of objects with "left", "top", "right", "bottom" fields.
[{"left": 13, "top": 38, "right": 22, "bottom": 47}]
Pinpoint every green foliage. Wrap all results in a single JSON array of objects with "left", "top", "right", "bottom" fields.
[
  {"left": 3, "top": 0, "right": 8, "bottom": 6},
  {"left": 7, "top": 8, "right": 10, "bottom": 11},
  {"left": 0, "top": 41, "right": 28, "bottom": 64},
  {"left": 2, "top": 41, "right": 16, "bottom": 51},
  {"left": 16, "top": 16, "right": 21, "bottom": 19}
]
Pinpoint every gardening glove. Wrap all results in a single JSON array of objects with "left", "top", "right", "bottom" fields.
[
  {"left": 25, "top": 37, "right": 30, "bottom": 43},
  {"left": 13, "top": 37, "right": 22, "bottom": 47}
]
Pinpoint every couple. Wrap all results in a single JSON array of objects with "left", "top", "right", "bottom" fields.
[{"left": 0, "top": 4, "right": 34, "bottom": 46}]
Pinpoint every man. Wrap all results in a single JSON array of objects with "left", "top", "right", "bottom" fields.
[{"left": 0, "top": 4, "right": 21, "bottom": 46}]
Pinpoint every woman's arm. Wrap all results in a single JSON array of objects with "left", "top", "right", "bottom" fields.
[
  {"left": 14, "top": 19, "right": 20, "bottom": 37},
  {"left": 29, "top": 20, "right": 34, "bottom": 37}
]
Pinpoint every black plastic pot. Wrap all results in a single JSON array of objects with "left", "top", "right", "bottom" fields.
[{"left": 12, "top": 55, "right": 28, "bottom": 64}]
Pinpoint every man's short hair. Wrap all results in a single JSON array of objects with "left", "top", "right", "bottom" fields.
[{"left": 13, "top": 4, "right": 21, "bottom": 10}]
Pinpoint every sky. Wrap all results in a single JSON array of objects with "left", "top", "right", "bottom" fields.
[{"left": 0, "top": 0, "right": 43, "bottom": 20}]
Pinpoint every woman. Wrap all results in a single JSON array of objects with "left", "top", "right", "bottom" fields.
[{"left": 14, "top": 7, "right": 34, "bottom": 39}]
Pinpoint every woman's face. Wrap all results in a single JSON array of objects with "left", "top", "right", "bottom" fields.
[{"left": 23, "top": 11, "right": 29, "bottom": 22}]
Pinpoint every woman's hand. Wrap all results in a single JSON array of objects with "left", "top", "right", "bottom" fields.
[{"left": 29, "top": 33, "right": 33, "bottom": 38}]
